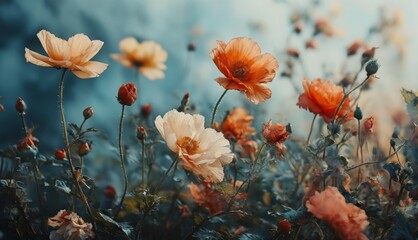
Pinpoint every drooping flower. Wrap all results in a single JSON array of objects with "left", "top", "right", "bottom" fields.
[
  {"left": 297, "top": 78, "right": 354, "bottom": 123},
  {"left": 117, "top": 82, "right": 138, "bottom": 106},
  {"left": 155, "top": 109, "right": 234, "bottom": 182},
  {"left": 222, "top": 107, "right": 255, "bottom": 141},
  {"left": 262, "top": 120, "right": 291, "bottom": 158},
  {"left": 48, "top": 210, "right": 95, "bottom": 240},
  {"left": 111, "top": 37, "right": 167, "bottom": 80},
  {"left": 210, "top": 37, "right": 279, "bottom": 104},
  {"left": 306, "top": 187, "right": 369, "bottom": 240},
  {"left": 25, "top": 30, "right": 107, "bottom": 79},
  {"left": 188, "top": 182, "right": 226, "bottom": 214}
]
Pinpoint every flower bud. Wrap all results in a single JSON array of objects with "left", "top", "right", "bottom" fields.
[
  {"left": 365, "top": 60, "right": 379, "bottom": 77},
  {"left": 16, "top": 97, "right": 27, "bottom": 113},
  {"left": 83, "top": 106, "right": 94, "bottom": 120},
  {"left": 104, "top": 185, "right": 117, "bottom": 199},
  {"left": 136, "top": 126, "right": 147, "bottom": 142},
  {"left": 262, "top": 120, "right": 291, "bottom": 145},
  {"left": 77, "top": 141, "right": 91, "bottom": 156},
  {"left": 286, "top": 48, "right": 299, "bottom": 58},
  {"left": 294, "top": 23, "right": 303, "bottom": 34},
  {"left": 361, "top": 47, "right": 377, "bottom": 65},
  {"left": 347, "top": 40, "right": 362, "bottom": 56},
  {"left": 327, "top": 121, "right": 341, "bottom": 135},
  {"left": 55, "top": 149, "right": 67, "bottom": 160},
  {"left": 305, "top": 39, "right": 318, "bottom": 49},
  {"left": 140, "top": 104, "right": 152, "bottom": 119},
  {"left": 392, "top": 127, "right": 400, "bottom": 139},
  {"left": 278, "top": 219, "right": 292, "bottom": 233},
  {"left": 117, "top": 82, "right": 138, "bottom": 106},
  {"left": 177, "top": 92, "right": 190, "bottom": 112},
  {"left": 354, "top": 106, "right": 363, "bottom": 120},
  {"left": 390, "top": 138, "right": 396, "bottom": 148},
  {"left": 187, "top": 42, "right": 196, "bottom": 52},
  {"left": 362, "top": 117, "right": 374, "bottom": 133}
]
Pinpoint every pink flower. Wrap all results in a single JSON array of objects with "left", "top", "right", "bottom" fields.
[
  {"left": 48, "top": 210, "right": 95, "bottom": 240},
  {"left": 306, "top": 187, "right": 369, "bottom": 240}
]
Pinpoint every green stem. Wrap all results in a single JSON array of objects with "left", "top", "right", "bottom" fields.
[
  {"left": 306, "top": 114, "right": 317, "bottom": 145},
  {"left": 210, "top": 89, "right": 228, "bottom": 127},
  {"left": 141, "top": 139, "right": 146, "bottom": 186},
  {"left": 19, "top": 113, "right": 28, "bottom": 135},
  {"left": 116, "top": 105, "right": 128, "bottom": 215},
  {"left": 58, "top": 69, "right": 96, "bottom": 228},
  {"left": 156, "top": 156, "right": 179, "bottom": 191}
]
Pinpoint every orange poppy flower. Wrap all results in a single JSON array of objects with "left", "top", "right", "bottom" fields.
[
  {"left": 210, "top": 37, "right": 279, "bottom": 104},
  {"left": 262, "top": 120, "right": 291, "bottom": 158},
  {"left": 25, "top": 30, "right": 108, "bottom": 79},
  {"left": 222, "top": 107, "right": 255, "bottom": 140},
  {"left": 297, "top": 78, "right": 353, "bottom": 123}
]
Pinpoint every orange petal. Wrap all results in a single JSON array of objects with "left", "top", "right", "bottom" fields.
[
  {"left": 111, "top": 54, "right": 134, "bottom": 68},
  {"left": 72, "top": 61, "right": 108, "bottom": 79},
  {"left": 119, "top": 37, "right": 138, "bottom": 55},
  {"left": 25, "top": 48, "right": 54, "bottom": 67},
  {"left": 215, "top": 77, "right": 247, "bottom": 92},
  {"left": 247, "top": 53, "right": 279, "bottom": 83},
  {"left": 244, "top": 83, "right": 272, "bottom": 104},
  {"left": 40, "top": 30, "right": 70, "bottom": 61},
  {"left": 68, "top": 34, "right": 103, "bottom": 64},
  {"left": 224, "top": 37, "right": 261, "bottom": 64},
  {"left": 140, "top": 66, "right": 165, "bottom": 80}
]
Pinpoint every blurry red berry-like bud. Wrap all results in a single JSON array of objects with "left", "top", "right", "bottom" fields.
[
  {"left": 136, "top": 126, "right": 147, "bottom": 142},
  {"left": 361, "top": 47, "right": 377, "bottom": 65},
  {"left": 278, "top": 219, "right": 292, "bottom": 232},
  {"left": 140, "top": 104, "right": 152, "bottom": 119},
  {"left": 305, "top": 39, "right": 318, "bottom": 49},
  {"left": 294, "top": 23, "right": 303, "bottom": 34},
  {"left": 347, "top": 40, "right": 363, "bottom": 56},
  {"left": 117, "top": 82, "right": 138, "bottom": 106},
  {"left": 362, "top": 117, "right": 375, "bottom": 133},
  {"left": 187, "top": 42, "right": 196, "bottom": 52},
  {"left": 83, "top": 106, "right": 94, "bottom": 120},
  {"left": 16, "top": 97, "right": 27, "bottom": 113},
  {"left": 55, "top": 149, "right": 67, "bottom": 160},
  {"left": 77, "top": 141, "right": 91, "bottom": 156},
  {"left": 286, "top": 48, "right": 299, "bottom": 58},
  {"left": 104, "top": 185, "right": 117, "bottom": 199}
]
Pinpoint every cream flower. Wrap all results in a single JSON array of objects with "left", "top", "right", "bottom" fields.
[
  {"left": 155, "top": 109, "right": 234, "bottom": 182},
  {"left": 111, "top": 37, "right": 168, "bottom": 80},
  {"left": 25, "top": 30, "right": 108, "bottom": 79},
  {"left": 48, "top": 210, "right": 95, "bottom": 240}
]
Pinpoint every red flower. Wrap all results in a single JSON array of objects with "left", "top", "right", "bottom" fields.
[
  {"left": 362, "top": 116, "right": 375, "bottom": 134},
  {"left": 103, "top": 185, "right": 117, "bottom": 199},
  {"left": 117, "top": 82, "right": 138, "bottom": 106},
  {"left": 262, "top": 120, "right": 291, "bottom": 158}
]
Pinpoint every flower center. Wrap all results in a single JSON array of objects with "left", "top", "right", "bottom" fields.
[
  {"left": 231, "top": 61, "right": 249, "bottom": 79},
  {"left": 176, "top": 137, "right": 199, "bottom": 155}
]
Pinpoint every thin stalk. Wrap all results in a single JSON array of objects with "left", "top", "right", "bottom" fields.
[
  {"left": 210, "top": 89, "right": 228, "bottom": 127},
  {"left": 306, "top": 114, "right": 317, "bottom": 145},
  {"left": 357, "top": 119, "right": 364, "bottom": 183},
  {"left": 19, "top": 113, "right": 28, "bottom": 134},
  {"left": 58, "top": 69, "right": 96, "bottom": 228},
  {"left": 156, "top": 156, "right": 179, "bottom": 191},
  {"left": 116, "top": 105, "right": 128, "bottom": 215},
  {"left": 141, "top": 139, "right": 146, "bottom": 186}
]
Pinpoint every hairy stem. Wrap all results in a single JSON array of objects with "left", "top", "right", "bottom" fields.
[
  {"left": 210, "top": 89, "right": 228, "bottom": 127},
  {"left": 116, "top": 105, "right": 128, "bottom": 215}
]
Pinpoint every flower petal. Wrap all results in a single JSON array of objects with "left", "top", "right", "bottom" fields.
[
  {"left": 40, "top": 30, "right": 70, "bottom": 60},
  {"left": 68, "top": 34, "right": 104, "bottom": 64},
  {"left": 247, "top": 53, "right": 279, "bottom": 83},
  {"left": 140, "top": 67, "right": 165, "bottom": 80},
  {"left": 120, "top": 37, "right": 138, "bottom": 55},
  {"left": 25, "top": 48, "right": 54, "bottom": 67},
  {"left": 71, "top": 61, "right": 108, "bottom": 79},
  {"left": 244, "top": 83, "right": 272, "bottom": 104}
]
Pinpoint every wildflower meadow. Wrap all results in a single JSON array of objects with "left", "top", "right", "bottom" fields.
[{"left": 0, "top": 0, "right": 417, "bottom": 239}]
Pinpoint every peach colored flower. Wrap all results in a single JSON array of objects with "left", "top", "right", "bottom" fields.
[
  {"left": 236, "top": 138, "right": 258, "bottom": 160},
  {"left": 155, "top": 109, "right": 234, "bottom": 183},
  {"left": 48, "top": 210, "right": 94, "bottom": 240},
  {"left": 189, "top": 182, "right": 226, "bottom": 214},
  {"left": 210, "top": 37, "right": 279, "bottom": 104},
  {"left": 297, "top": 78, "right": 353, "bottom": 123},
  {"left": 262, "top": 120, "right": 291, "bottom": 158},
  {"left": 306, "top": 187, "right": 369, "bottom": 240},
  {"left": 222, "top": 107, "right": 255, "bottom": 141},
  {"left": 111, "top": 37, "right": 167, "bottom": 80},
  {"left": 25, "top": 30, "right": 107, "bottom": 79}
]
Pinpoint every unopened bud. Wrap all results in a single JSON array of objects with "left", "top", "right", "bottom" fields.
[
  {"left": 361, "top": 47, "right": 377, "bottom": 65},
  {"left": 278, "top": 219, "right": 292, "bottom": 233},
  {"left": 305, "top": 39, "right": 318, "bottom": 49},
  {"left": 390, "top": 138, "right": 396, "bottom": 148},
  {"left": 286, "top": 123, "right": 292, "bottom": 133},
  {"left": 55, "top": 149, "right": 67, "bottom": 160},
  {"left": 104, "top": 185, "right": 117, "bottom": 199},
  {"left": 354, "top": 106, "right": 363, "bottom": 120},
  {"left": 187, "top": 42, "right": 196, "bottom": 52},
  {"left": 365, "top": 60, "right": 379, "bottom": 77},
  {"left": 140, "top": 104, "right": 152, "bottom": 119},
  {"left": 77, "top": 141, "right": 91, "bottom": 156},
  {"left": 83, "top": 106, "right": 94, "bottom": 120},
  {"left": 392, "top": 127, "right": 400, "bottom": 139},
  {"left": 286, "top": 48, "right": 299, "bottom": 58},
  {"left": 177, "top": 92, "right": 190, "bottom": 112},
  {"left": 294, "top": 23, "right": 303, "bottom": 34},
  {"left": 16, "top": 97, "right": 27, "bottom": 113},
  {"left": 136, "top": 126, "right": 147, "bottom": 142}
]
